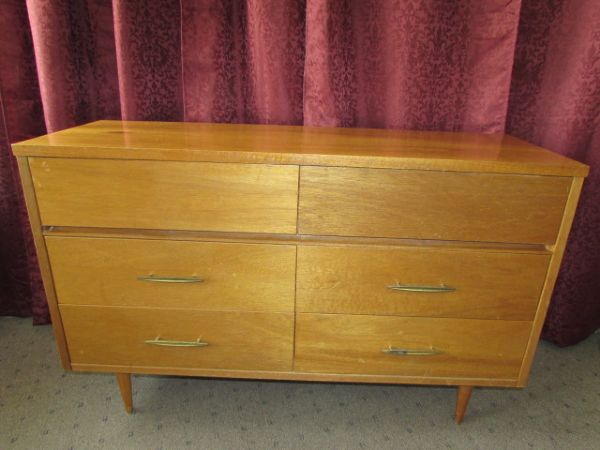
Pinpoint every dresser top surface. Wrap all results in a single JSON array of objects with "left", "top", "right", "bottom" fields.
[{"left": 12, "top": 120, "right": 588, "bottom": 176}]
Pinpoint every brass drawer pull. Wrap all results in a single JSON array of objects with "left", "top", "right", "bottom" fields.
[
  {"left": 144, "top": 337, "right": 209, "bottom": 347},
  {"left": 387, "top": 284, "right": 455, "bottom": 293},
  {"left": 137, "top": 275, "right": 204, "bottom": 284},
  {"left": 383, "top": 347, "right": 442, "bottom": 356}
]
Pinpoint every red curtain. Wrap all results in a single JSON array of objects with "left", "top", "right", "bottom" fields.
[
  {"left": 507, "top": 0, "right": 600, "bottom": 345},
  {"left": 1, "top": 0, "right": 599, "bottom": 345}
]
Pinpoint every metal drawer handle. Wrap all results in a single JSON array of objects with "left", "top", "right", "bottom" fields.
[
  {"left": 137, "top": 275, "right": 204, "bottom": 284},
  {"left": 144, "top": 337, "right": 209, "bottom": 347},
  {"left": 387, "top": 284, "right": 455, "bottom": 293},
  {"left": 383, "top": 347, "right": 442, "bottom": 356}
]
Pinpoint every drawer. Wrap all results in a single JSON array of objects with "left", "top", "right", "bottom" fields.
[
  {"left": 295, "top": 314, "right": 531, "bottom": 380},
  {"left": 297, "top": 245, "right": 549, "bottom": 320},
  {"left": 47, "top": 236, "right": 295, "bottom": 312},
  {"left": 61, "top": 305, "right": 293, "bottom": 371},
  {"left": 30, "top": 158, "right": 298, "bottom": 233},
  {"left": 298, "top": 166, "right": 570, "bottom": 244}
]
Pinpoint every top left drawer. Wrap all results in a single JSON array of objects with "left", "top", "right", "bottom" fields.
[{"left": 29, "top": 158, "right": 299, "bottom": 234}]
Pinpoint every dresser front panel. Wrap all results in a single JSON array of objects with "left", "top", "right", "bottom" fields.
[
  {"left": 297, "top": 245, "right": 550, "bottom": 320},
  {"left": 295, "top": 314, "right": 531, "bottom": 380},
  {"left": 47, "top": 236, "right": 295, "bottom": 312},
  {"left": 30, "top": 158, "right": 299, "bottom": 233},
  {"left": 298, "top": 166, "right": 570, "bottom": 244},
  {"left": 61, "top": 305, "right": 294, "bottom": 371}
]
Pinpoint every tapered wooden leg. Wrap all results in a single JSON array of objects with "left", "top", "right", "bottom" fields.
[
  {"left": 116, "top": 373, "right": 133, "bottom": 413},
  {"left": 454, "top": 385, "right": 473, "bottom": 424}
]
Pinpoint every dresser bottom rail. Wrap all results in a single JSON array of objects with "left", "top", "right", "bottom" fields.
[{"left": 71, "top": 363, "right": 519, "bottom": 387}]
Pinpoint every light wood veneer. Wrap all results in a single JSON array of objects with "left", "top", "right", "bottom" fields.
[
  {"left": 61, "top": 305, "right": 294, "bottom": 371},
  {"left": 30, "top": 158, "right": 299, "bottom": 233},
  {"left": 46, "top": 236, "right": 296, "bottom": 312},
  {"left": 13, "top": 120, "right": 588, "bottom": 422},
  {"left": 299, "top": 166, "right": 570, "bottom": 244},
  {"left": 295, "top": 313, "right": 531, "bottom": 379},
  {"left": 297, "top": 245, "right": 550, "bottom": 320},
  {"left": 13, "top": 120, "right": 588, "bottom": 176}
]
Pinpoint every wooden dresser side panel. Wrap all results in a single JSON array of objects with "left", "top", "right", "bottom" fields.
[
  {"left": 517, "top": 176, "right": 585, "bottom": 386},
  {"left": 15, "top": 157, "right": 71, "bottom": 370}
]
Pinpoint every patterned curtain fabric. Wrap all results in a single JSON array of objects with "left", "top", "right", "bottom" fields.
[
  {"left": 0, "top": 0, "right": 47, "bottom": 323},
  {"left": 0, "top": 0, "right": 598, "bottom": 345},
  {"left": 507, "top": 0, "right": 600, "bottom": 345}
]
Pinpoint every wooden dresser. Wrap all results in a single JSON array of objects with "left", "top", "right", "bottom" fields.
[{"left": 12, "top": 121, "right": 588, "bottom": 423}]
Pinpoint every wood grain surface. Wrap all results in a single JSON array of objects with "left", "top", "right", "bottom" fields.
[
  {"left": 299, "top": 166, "right": 571, "bottom": 244},
  {"left": 15, "top": 157, "right": 71, "bottom": 370},
  {"left": 42, "top": 226, "right": 550, "bottom": 253},
  {"left": 70, "top": 364, "right": 519, "bottom": 388},
  {"left": 12, "top": 120, "right": 588, "bottom": 176},
  {"left": 12, "top": 121, "right": 589, "bottom": 418},
  {"left": 518, "top": 177, "right": 585, "bottom": 385},
  {"left": 46, "top": 236, "right": 296, "bottom": 312},
  {"left": 297, "top": 245, "right": 550, "bottom": 320},
  {"left": 61, "top": 305, "right": 294, "bottom": 371},
  {"left": 295, "top": 313, "right": 531, "bottom": 379},
  {"left": 29, "top": 158, "right": 299, "bottom": 233}
]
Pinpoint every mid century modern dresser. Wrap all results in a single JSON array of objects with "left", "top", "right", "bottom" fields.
[{"left": 12, "top": 120, "right": 588, "bottom": 423}]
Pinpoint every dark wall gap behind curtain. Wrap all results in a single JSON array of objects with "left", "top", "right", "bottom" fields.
[{"left": 1, "top": 0, "right": 599, "bottom": 345}]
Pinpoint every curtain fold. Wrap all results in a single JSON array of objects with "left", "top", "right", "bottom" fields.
[
  {"left": 113, "top": 0, "right": 182, "bottom": 121},
  {"left": 507, "top": 0, "right": 600, "bottom": 346},
  {"left": 182, "top": 0, "right": 306, "bottom": 124},
  {"left": 0, "top": 0, "right": 47, "bottom": 323},
  {"left": 1, "top": 0, "right": 599, "bottom": 344},
  {"left": 25, "top": 0, "right": 120, "bottom": 132},
  {"left": 303, "top": 0, "right": 522, "bottom": 131}
]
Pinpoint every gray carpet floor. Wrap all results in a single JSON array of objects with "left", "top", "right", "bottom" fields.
[{"left": 1, "top": 317, "right": 599, "bottom": 450}]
